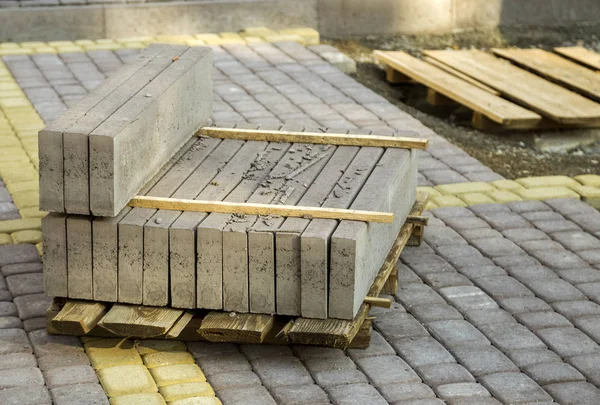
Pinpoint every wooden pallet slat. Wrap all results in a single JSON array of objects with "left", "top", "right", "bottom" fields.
[
  {"left": 423, "top": 49, "right": 600, "bottom": 125},
  {"left": 373, "top": 50, "right": 542, "bottom": 129},
  {"left": 198, "top": 312, "right": 275, "bottom": 344},
  {"left": 554, "top": 46, "right": 600, "bottom": 71},
  {"left": 97, "top": 304, "right": 184, "bottom": 338},
  {"left": 422, "top": 56, "right": 501, "bottom": 96},
  {"left": 166, "top": 310, "right": 195, "bottom": 339},
  {"left": 492, "top": 48, "right": 600, "bottom": 101},
  {"left": 51, "top": 300, "right": 108, "bottom": 335}
]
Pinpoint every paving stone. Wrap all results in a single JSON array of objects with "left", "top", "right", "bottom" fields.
[
  {"left": 0, "top": 353, "right": 36, "bottom": 371},
  {"left": 409, "top": 304, "right": 463, "bottom": 323},
  {"left": 559, "top": 267, "right": 600, "bottom": 284},
  {"left": 579, "top": 249, "right": 600, "bottom": 264},
  {"left": 455, "top": 265, "right": 507, "bottom": 280},
  {"left": 479, "top": 212, "right": 533, "bottom": 231},
  {"left": 392, "top": 337, "right": 455, "bottom": 367},
  {"left": 445, "top": 399, "right": 501, "bottom": 405},
  {"left": 51, "top": 383, "right": 109, "bottom": 405},
  {"left": 536, "top": 327, "right": 599, "bottom": 357},
  {"left": 0, "top": 328, "right": 32, "bottom": 354},
  {"left": 423, "top": 226, "right": 466, "bottom": 248},
  {"left": 29, "top": 329, "right": 83, "bottom": 357},
  {"left": 109, "top": 393, "right": 166, "bottom": 405},
  {"left": 544, "top": 382, "right": 600, "bottom": 405},
  {"left": 0, "top": 301, "right": 17, "bottom": 317},
  {"left": 469, "top": 203, "right": 512, "bottom": 215},
  {"left": 23, "top": 317, "right": 46, "bottom": 332},
  {"left": 207, "top": 371, "right": 261, "bottom": 391},
  {"left": 43, "top": 364, "right": 99, "bottom": 388},
  {"left": 0, "top": 385, "right": 52, "bottom": 405},
  {"left": 347, "top": 331, "right": 395, "bottom": 360},
  {"left": 0, "top": 315, "right": 22, "bottom": 329},
  {"left": 37, "top": 351, "right": 91, "bottom": 371},
  {"left": 1, "top": 262, "right": 42, "bottom": 276},
  {"left": 378, "top": 382, "right": 436, "bottom": 403},
  {"left": 0, "top": 290, "right": 12, "bottom": 302},
  {"left": 395, "top": 263, "right": 423, "bottom": 284},
  {"left": 463, "top": 308, "right": 516, "bottom": 326},
  {"left": 451, "top": 346, "right": 518, "bottom": 376},
  {"left": 251, "top": 356, "right": 312, "bottom": 388},
  {"left": 395, "top": 283, "right": 446, "bottom": 308},
  {"left": 577, "top": 281, "right": 600, "bottom": 305},
  {"left": 515, "top": 311, "right": 572, "bottom": 330},
  {"left": 402, "top": 254, "right": 455, "bottom": 275},
  {"left": 427, "top": 320, "right": 490, "bottom": 347},
  {"left": 142, "top": 351, "right": 195, "bottom": 369},
  {"left": 240, "top": 344, "right": 292, "bottom": 361},
  {"left": 498, "top": 297, "right": 552, "bottom": 314},
  {"left": 217, "top": 386, "right": 276, "bottom": 405},
  {"left": 479, "top": 323, "right": 546, "bottom": 352},
  {"left": 439, "top": 286, "right": 498, "bottom": 311},
  {"left": 0, "top": 366, "right": 44, "bottom": 389},
  {"left": 0, "top": 244, "right": 40, "bottom": 266},
  {"left": 502, "top": 228, "right": 550, "bottom": 243},
  {"left": 417, "top": 363, "right": 474, "bottom": 387},
  {"left": 5, "top": 273, "right": 43, "bottom": 296},
  {"left": 97, "top": 365, "right": 157, "bottom": 397},
  {"left": 567, "top": 353, "right": 600, "bottom": 386},
  {"left": 374, "top": 312, "right": 429, "bottom": 340},
  {"left": 303, "top": 355, "right": 356, "bottom": 373},
  {"left": 505, "top": 264, "right": 558, "bottom": 282},
  {"left": 326, "top": 383, "right": 388, "bottom": 405},
  {"left": 431, "top": 207, "right": 476, "bottom": 221},
  {"left": 421, "top": 272, "right": 472, "bottom": 289},
  {"left": 552, "top": 231, "right": 600, "bottom": 251},
  {"left": 551, "top": 300, "right": 600, "bottom": 319},
  {"left": 573, "top": 316, "right": 600, "bottom": 343},
  {"left": 195, "top": 353, "right": 250, "bottom": 376},
  {"left": 506, "top": 348, "right": 563, "bottom": 368},
  {"left": 458, "top": 228, "right": 503, "bottom": 241},
  {"left": 13, "top": 293, "right": 52, "bottom": 320},
  {"left": 434, "top": 383, "right": 491, "bottom": 400},
  {"left": 493, "top": 255, "right": 540, "bottom": 270},
  {"left": 355, "top": 355, "right": 420, "bottom": 387},
  {"left": 186, "top": 342, "right": 239, "bottom": 358},
  {"left": 475, "top": 276, "right": 533, "bottom": 299},
  {"left": 523, "top": 362, "right": 585, "bottom": 385},
  {"left": 443, "top": 216, "right": 490, "bottom": 231},
  {"left": 519, "top": 239, "right": 564, "bottom": 253},
  {"left": 479, "top": 372, "right": 552, "bottom": 404},
  {"left": 521, "top": 210, "right": 564, "bottom": 222},
  {"left": 507, "top": 200, "right": 551, "bottom": 213},
  {"left": 470, "top": 238, "right": 523, "bottom": 258},
  {"left": 523, "top": 278, "right": 587, "bottom": 302},
  {"left": 533, "top": 219, "right": 582, "bottom": 234},
  {"left": 435, "top": 245, "right": 483, "bottom": 262},
  {"left": 313, "top": 368, "right": 368, "bottom": 387},
  {"left": 271, "top": 384, "right": 329, "bottom": 405}
]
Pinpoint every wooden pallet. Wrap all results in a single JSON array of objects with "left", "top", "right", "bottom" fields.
[
  {"left": 555, "top": 46, "right": 600, "bottom": 71},
  {"left": 375, "top": 48, "right": 600, "bottom": 131},
  {"left": 46, "top": 192, "right": 429, "bottom": 349}
]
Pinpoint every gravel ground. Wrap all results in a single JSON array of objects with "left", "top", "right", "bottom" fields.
[{"left": 328, "top": 24, "right": 600, "bottom": 179}]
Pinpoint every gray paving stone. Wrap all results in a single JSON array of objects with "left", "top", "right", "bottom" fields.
[
  {"left": 515, "top": 311, "right": 572, "bottom": 330},
  {"left": 422, "top": 272, "right": 472, "bottom": 289},
  {"left": 435, "top": 245, "right": 483, "bottom": 262},
  {"left": 218, "top": 386, "right": 277, "bottom": 405},
  {"left": 523, "top": 361, "right": 585, "bottom": 385},
  {"left": 196, "top": 353, "right": 251, "bottom": 376},
  {"left": 0, "top": 385, "right": 51, "bottom": 405},
  {"left": 347, "top": 331, "right": 395, "bottom": 360},
  {"left": 525, "top": 278, "right": 587, "bottom": 302},
  {"left": 0, "top": 328, "right": 32, "bottom": 354},
  {"left": 0, "top": 353, "right": 36, "bottom": 370},
  {"left": 479, "top": 212, "right": 533, "bottom": 231},
  {"left": 544, "top": 382, "right": 600, "bottom": 405},
  {"left": 374, "top": 312, "right": 429, "bottom": 340},
  {"left": 532, "top": 219, "right": 581, "bottom": 234},
  {"left": 0, "top": 366, "right": 44, "bottom": 389},
  {"left": 303, "top": 355, "right": 356, "bottom": 374},
  {"left": 434, "top": 383, "right": 491, "bottom": 400},
  {"left": 458, "top": 228, "right": 503, "bottom": 242},
  {"left": 519, "top": 239, "right": 565, "bottom": 253},
  {"left": 507, "top": 200, "right": 551, "bottom": 213},
  {"left": 536, "top": 327, "right": 599, "bottom": 357},
  {"left": 463, "top": 308, "right": 516, "bottom": 326},
  {"left": 493, "top": 255, "right": 540, "bottom": 270},
  {"left": 443, "top": 216, "right": 490, "bottom": 231},
  {"left": 552, "top": 231, "right": 600, "bottom": 251},
  {"left": 445, "top": 399, "right": 501, "bottom": 405},
  {"left": 1, "top": 262, "right": 42, "bottom": 277},
  {"left": 502, "top": 228, "right": 550, "bottom": 243},
  {"left": 208, "top": 371, "right": 261, "bottom": 390},
  {"left": 506, "top": 349, "right": 563, "bottom": 368},
  {"left": 573, "top": 315, "right": 600, "bottom": 343},
  {"left": 187, "top": 342, "right": 239, "bottom": 358},
  {"left": 251, "top": 356, "right": 312, "bottom": 388},
  {"left": 0, "top": 302, "right": 17, "bottom": 317},
  {"left": 395, "top": 263, "right": 423, "bottom": 284},
  {"left": 505, "top": 264, "right": 558, "bottom": 282},
  {"left": 5, "top": 273, "right": 43, "bottom": 297},
  {"left": 579, "top": 249, "right": 600, "bottom": 264},
  {"left": 409, "top": 304, "right": 463, "bottom": 324},
  {"left": 378, "top": 382, "right": 436, "bottom": 403},
  {"left": 50, "top": 383, "right": 110, "bottom": 405},
  {"left": 417, "top": 363, "right": 475, "bottom": 387},
  {"left": 498, "top": 297, "right": 552, "bottom": 314},
  {"left": 28, "top": 329, "right": 83, "bottom": 358},
  {"left": 479, "top": 323, "right": 546, "bottom": 352},
  {"left": 475, "top": 276, "right": 534, "bottom": 299},
  {"left": 392, "top": 399, "right": 446, "bottom": 405},
  {"left": 455, "top": 265, "right": 507, "bottom": 280},
  {"left": 0, "top": 244, "right": 40, "bottom": 267},
  {"left": 22, "top": 317, "right": 46, "bottom": 332},
  {"left": 451, "top": 346, "right": 518, "bottom": 376},
  {"left": 551, "top": 300, "right": 600, "bottom": 319},
  {"left": 427, "top": 320, "right": 490, "bottom": 347},
  {"left": 392, "top": 337, "right": 455, "bottom": 367},
  {"left": 423, "top": 226, "right": 466, "bottom": 248},
  {"left": 0, "top": 290, "right": 12, "bottom": 302},
  {"left": 313, "top": 368, "right": 368, "bottom": 388},
  {"left": 402, "top": 254, "right": 455, "bottom": 275},
  {"left": 479, "top": 372, "right": 552, "bottom": 404},
  {"left": 470, "top": 238, "right": 524, "bottom": 258},
  {"left": 240, "top": 344, "right": 292, "bottom": 361},
  {"left": 326, "top": 383, "right": 388, "bottom": 405},
  {"left": 13, "top": 294, "right": 52, "bottom": 320},
  {"left": 469, "top": 203, "right": 511, "bottom": 215},
  {"left": 431, "top": 207, "right": 475, "bottom": 221},
  {"left": 271, "top": 384, "right": 329, "bottom": 405},
  {"left": 567, "top": 353, "right": 600, "bottom": 386},
  {"left": 395, "top": 283, "right": 446, "bottom": 308},
  {"left": 355, "top": 355, "right": 421, "bottom": 387},
  {"left": 0, "top": 316, "right": 22, "bottom": 329},
  {"left": 43, "top": 365, "right": 98, "bottom": 389},
  {"left": 439, "top": 286, "right": 498, "bottom": 311},
  {"left": 292, "top": 345, "right": 345, "bottom": 361},
  {"left": 577, "top": 281, "right": 600, "bottom": 305},
  {"left": 37, "top": 352, "right": 90, "bottom": 371}
]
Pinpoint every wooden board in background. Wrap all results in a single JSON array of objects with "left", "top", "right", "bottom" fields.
[
  {"left": 374, "top": 50, "right": 541, "bottom": 128},
  {"left": 555, "top": 46, "right": 600, "bottom": 71},
  {"left": 492, "top": 48, "right": 600, "bottom": 101},
  {"left": 424, "top": 49, "right": 600, "bottom": 125},
  {"left": 422, "top": 56, "right": 501, "bottom": 96}
]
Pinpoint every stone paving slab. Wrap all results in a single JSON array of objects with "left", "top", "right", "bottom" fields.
[{"left": 3, "top": 40, "right": 600, "bottom": 404}]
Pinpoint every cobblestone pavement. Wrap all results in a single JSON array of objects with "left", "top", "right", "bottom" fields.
[{"left": 2, "top": 41, "right": 600, "bottom": 404}]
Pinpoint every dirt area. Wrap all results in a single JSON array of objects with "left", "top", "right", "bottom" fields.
[{"left": 327, "top": 24, "right": 600, "bottom": 179}]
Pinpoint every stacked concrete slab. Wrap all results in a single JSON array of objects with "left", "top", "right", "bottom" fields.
[{"left": 41, "top": 44, "right": 419, "bottom": 320}]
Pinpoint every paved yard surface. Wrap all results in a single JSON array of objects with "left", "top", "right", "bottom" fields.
[{"left": 1, "top": 41, "right": 600, "bottom": 404}]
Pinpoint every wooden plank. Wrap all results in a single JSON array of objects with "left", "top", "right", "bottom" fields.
[
  {"left": 51, "top": 300, "right": 108, "bottom": 335},
  {"left": 364, "top": 297, "right": 392, "bottom": 308},
  {"left": 198, "top": 312, "right": 274, "bottom": 344},
  {"left": 423, "top": 56, "right": 501, "bottom": 95},
  {"left": 198, "top": 127, "right": 428, "bottom": 150},
  {"left": 373, "top": 50, "right": 541, "bottom": 128},
  {"left": 166, "top": 311, "right": 195, "bottom": 339},
  {"left": 381, "top": 265, "right": 398, "bottom": 295},
  {"left": 97, "top": 304, "right": 184, "bottom": 338},
  {"left": 347, "top": 319, "right": 372, "bottom": 349},
  {"left": 555, "top": 46, "right": 600, "bottom": 71},
  {"left": 407, "top": 215, "right": 429, "bottom": 226},
  {"left": 386, "top": 65, "right": 412, "bottom": 83},
  {"left": 423, "top": 49, "right": 600, "bottom": 125},
  {"left": 492, "top": 48, "right": 600, "bottom": 101},
  {"left": 128, "top": 196, "right": 394, "bottom": 223}
]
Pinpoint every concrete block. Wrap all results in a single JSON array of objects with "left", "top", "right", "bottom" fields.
[
  {"left": 89, "top": 46, "right": 213, "bottom": 216},
  {"left": 41, "top": 213, "right": 67, "bottom": 297},
  {"left": 66, "top": 215, "right": 93, "bottom": 299}
]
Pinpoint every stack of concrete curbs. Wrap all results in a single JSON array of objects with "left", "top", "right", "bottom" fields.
[{"left": 41, "top": 44, "right": 419, "bottom": 321}]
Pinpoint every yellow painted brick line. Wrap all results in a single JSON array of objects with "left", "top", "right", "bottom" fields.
[
  {"left": 83, "top": 338, "right": 220, "bottom": 405},
  {"left": 0, "top": 27, "right": 320, "bottom": 55},
  {"left": 422, "top": 174, "right": 600, "bottom": 210}
]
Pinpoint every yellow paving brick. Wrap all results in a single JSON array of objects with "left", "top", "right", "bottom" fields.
[
  {"left": 0, "top": 98, "right": 30, "bottom": 108},
  {"left": 489, "top": 190, "right": 522, "bottom": 203},
  {"left": 74, "top": 39, "right": 96, "bottom": 46},
  {"left": 431, "top": 195, "right": 467, "bottom": 207},
  {"left": 0, "top": 136, "right": 21, "bottom": 147},
  {"left": 516, "top": 175, "right": 579, "bottom": 189},
  {"left": 202, "top": 37, "right": 245, "bottom": 45},
  {"left": 0, "top": 146, "right": 27, "bottom": 158},
  {"left": 435, "top": 182, "right": 496, "bottom": 195},
  {"left": 125, "top": 42, "right": 147, "bottom": 49},
  {"left": 0, "top": 218, "right": 41, "bottom": 233},
  {"left": 571, "top": 184, "right": 600, "bottom": 209},
  {"left": 425, "top": 201, "right": 438, "bottom": 211},
  {"left": 417, "top": 186, "right": 442, "bottom": 198},
  {"left": 0, "top": 48, "right": 31, "bottom": 56},
  {"left": 35, "top": 242, "right": 42, "bottom": 256},
  {"left": 263, "top": 34, "right": 304, "bottom": 44},
  {"left": 159, "top": 382, "right": 214, "bottom": 402},
  {"left": 48, "top": 40, "right": 76, "bottom": 47},
  {"left": 186, "top": 40, "right": 206, "bottom": 47},
  {"left": 11, "top": 190, "right": 40, "bottom": 209},
  {"left": 55, "top": 46, "right": 84, "bottom": 53},
  {"left": 0, "top": 43, "right": 20, "bottom": 49},
  {"left": 516, "top": 186, "right": 580, "bottom": 201},
  {"left": 110, "top": 393, "right": 166, "bottom": 405},
  {"left": 1, "top": 171, "right": 38, "bottom": 185},
  {"left": 35, "top": 47, "right": 58, "bottom": 54},
  {"left": 241, "top": 26, "right": 277, "bottom": 37},
  {"left": 574, "top": 174, "right": 600, "bottom": 187},
  {"left": 490, "top": 179, "right": 525, "bottom": 191},
  {"left": 219, "top": 32, "right": 243, "bottom": 40},
  {"left": 86, "top": 339, "right": 144, "bottom": 370},
  {"left": 155, "top": 35, "right": 193, "bottom": 44},
  {"left": 20, "top": 42, "right": 46, "bottom": 48},
  {"left": 458, "top": 192, "right": 495, "bottom": 205},
  {"left": 117, "top": 36, "right": 154, "bottom": 44},
  {"left": 279, "top": 27, "right": 320, "bottom": 45},
  {"left": 170, "top": 397, "right": 222, "bottom": 405},
  {"left": 11, "top": 230, "right": 42, "bottom": 244},
  {"left": 150, "top": 364, "right": 206, "bottom": 387},
  {"left": 84, "top": 43, "right": 123, "bottom": 51},
  {"left": 98, "top": 365, "right": 158, "bottom": 397},
  {"left": 0, "top": 234, "right": 13, "bottom": 245},
  {"left": 0, "top": 82, "right": 20, "bottom": 92},
  {"left": 243, "top": 37, "right": 265, "bottom": 44},
  {"left": 135, "top": 340, "right": 187, "bottom": 355},
  {"left": 143, "top": 351, "right": 195, "bottom": 369},
  {"left": 96, "top": 39, "right": 117, "bottom": 45},
  {"left": 194, "top": 33, "right": 220, "bottom": 41},
  {"left": 19, "top": 207, "right": 47, "bottom": 219}
]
